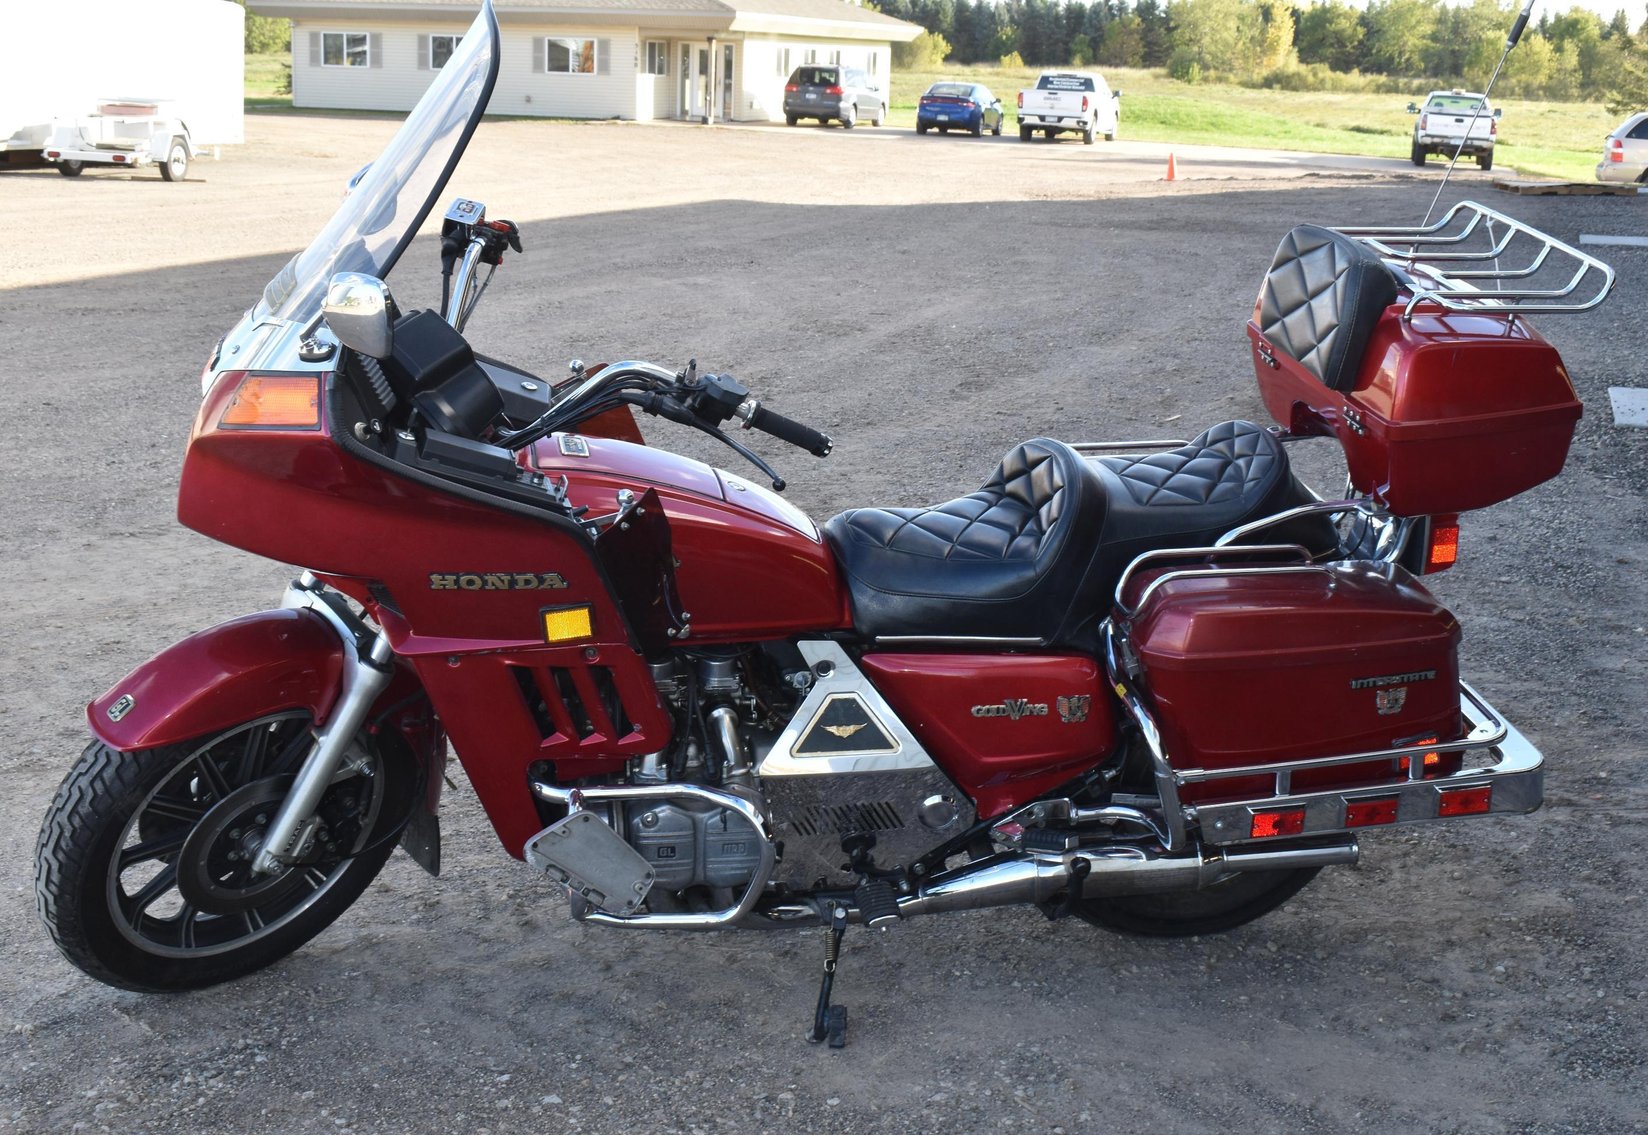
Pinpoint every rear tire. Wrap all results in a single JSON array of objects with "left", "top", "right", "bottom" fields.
[
  {"left": 993, "top": 119, "right": 1003, "bottom": 136},
  {"left": 35, "top": 714, "right": 410, "bottom": 991},
  {"left": 917, "top": 123, "right": 928, "bottom": 135},
  {"left": 1019, "top": 124, "right": 1031, "bottom": 141},
  {"left": 972, "top": 118, "right": 983, "bottom": 138},
  {"left": 1083, "top": 120, "right": 1096, "bottom": 145},
  {"left": 1477, "top": 152, "right": 1493, "bottom": 171},
  {"left": 57, "top": 160, "right": 84, "bottom": 177},
  {"left": 159, "top": 138, "right": 187, "bottom": 182},
  {"left": 1411, "top": 142, "right": 1425, "bottom": 166},
  {"left": 840, "top": 108, "right": 856, "bottom": 129},
  {"left": 872, "top": 103, "right": 885, "bottom": 128},
  {"left": 786, "top": 114, "right": 798, "bottom": 126},
  {"left": 1076, "top": 867, "right": 1321, "bottom": 937},
  {"left": 1044, "top": 128, "right": 1057, "bottom": 141}
]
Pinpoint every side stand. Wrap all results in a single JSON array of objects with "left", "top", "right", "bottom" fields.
[{"left": 806, "top": 903, "right": 849, "bottom": 1048}]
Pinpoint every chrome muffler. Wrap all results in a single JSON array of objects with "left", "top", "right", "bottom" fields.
[{"left": 895, "top": 838, "right": 1359, "bottom": 919}]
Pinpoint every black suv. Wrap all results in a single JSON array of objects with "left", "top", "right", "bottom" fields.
[{"left": 783, "top": 65, "right": 886, "bottom": 129}]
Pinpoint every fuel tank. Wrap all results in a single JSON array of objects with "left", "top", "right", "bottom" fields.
[{"left": 526, "top": 434, "right": 850, "bottom": 641}]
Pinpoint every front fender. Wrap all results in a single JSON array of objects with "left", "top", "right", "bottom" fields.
[{"left": 88, "top": 608, "right": 346, "bottom": 752}]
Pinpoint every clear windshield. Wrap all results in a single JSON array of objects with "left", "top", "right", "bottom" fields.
[{"left": 259, "top": 3, "right": 499, "bottom": 322}]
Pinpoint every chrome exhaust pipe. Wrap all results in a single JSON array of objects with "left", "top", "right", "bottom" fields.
[{"left": 895, "top": 838, "right": 1359, "bottom": 918}]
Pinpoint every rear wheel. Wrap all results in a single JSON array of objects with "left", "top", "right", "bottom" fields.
[
  {"left": 1019, "top": 124, "right": 1032, "bottom": 141},
  {"left": 159, "top": 138, "right": 188, "bottom": 182},
  {"left": 872, "top": 103, "right": 885, "bottom": 127},
  {"left": 57, "top": 160, "right": 84, "bottom": 177},
  {"left": 1477, "top": 151, "right": 1493, "bottom": 171},
  {"left": 917, "top": 123, "right": 928, "bottom": 135},
  {"left": 35, "top": 713, "right": 410, "bottom": 991},
  {"left": 1083, "top": 120, "right": 1096, "bottom": 145},
  {"left": 1076, "top": 867, "right": 1321, "bottom": 937},
  {"left": 993, "top": 118, "right": 1003, "bottom": 136},
  {"left": 786, "top": 114, "right": 798, "bottom": 126},
  {"left": 1410, "top": 142, "right": 1426, "bottom": 166},
  {"left": 1044, "top": 128, "right": 1057, "bottom": 141},
  {"left": 840, "top": 107, "right": 857, "bottom": 129}
]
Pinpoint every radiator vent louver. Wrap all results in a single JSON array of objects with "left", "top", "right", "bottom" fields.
[
  {"left": 511, "top": 664, "right": 633, "bottom": 745},
  {"left": 789, "top": 802, "right": 906, "bottom": 837}
]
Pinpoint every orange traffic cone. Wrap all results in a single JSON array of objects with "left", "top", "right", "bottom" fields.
[{"left": 1165, "top": 152, "right": 1178, "bottom": 181}]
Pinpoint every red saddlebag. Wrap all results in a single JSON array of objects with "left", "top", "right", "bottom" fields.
[{"left": 1124, "top": 561, "right": 1462, "bottom": 805}]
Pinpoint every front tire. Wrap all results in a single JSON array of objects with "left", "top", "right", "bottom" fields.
[
  {"left": 1076, "top": 867, "right": 1321, "bottom": 937},
  {"left": 35, "top": 713, "right": 409, "bottom": 991}
]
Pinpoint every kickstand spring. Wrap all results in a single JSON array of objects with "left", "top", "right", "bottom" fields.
[{"left": 806, "top": 902, "right": 849, "bottom": 1048}]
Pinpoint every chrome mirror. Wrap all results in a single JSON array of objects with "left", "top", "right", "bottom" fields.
[{"left": 323, "top": 272, "right": 395, "bottom": 359}]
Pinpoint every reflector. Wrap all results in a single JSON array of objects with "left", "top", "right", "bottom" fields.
[
  {"left": 1438, "top": 785, "right": 1493, "bottom": 816},
  {"left": 542, "top": 605, "right": 594, "bottom": 643},
  {"left": 1425, "top": 516, "right": 1460, "bottom": 573},
  {"left": 1345, "top": 797, "right": 1399, "bottom": 827},
  {"left": 1250, "top": 807, "right": 1306, "bottom": 839}
]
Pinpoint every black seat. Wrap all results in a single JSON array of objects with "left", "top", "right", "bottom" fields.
[{"left": 823, "top": 422, "right": 1334, "bottom": 648}]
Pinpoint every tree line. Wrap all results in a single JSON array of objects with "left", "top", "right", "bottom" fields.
[{"left": 880, "top": 0, "right": 1648, "bottom": 103}]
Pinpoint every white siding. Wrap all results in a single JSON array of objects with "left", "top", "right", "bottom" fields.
[
  {"left": 737, "top": 36, "right": 891, "bottom": 122},
  {"left": 291, "top": 19, "right": 640, "bottom": 120}
]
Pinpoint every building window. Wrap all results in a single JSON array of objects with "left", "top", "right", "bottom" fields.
[
  {"left": 828, "top": 49, "right": 841, "bottom": 64},
  {"left": 546, "top": 38, "right": 597, "bottom": 74},
  {"left": 776, "top": 47, "right": 790, "bottom": 77},
  {"left": 645, "top": 40, "right": 667, "bottom": 75},
  {"left": 804, "top": 48, "right": 817, "bottom": 63},
  {"left": 868, "top": 51, "right": 878, "bottom": 76},
  {"left": 430, "top": 34, "right": 461, "bottom": 69},
  {"left": 322, "top": 31, "right": 369, "bottom": 67}
]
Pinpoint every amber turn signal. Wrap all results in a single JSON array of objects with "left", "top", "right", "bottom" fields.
[
  {"left": 541, "top": 604, "right": 594, "bottom": 644},
  {"left": 218, "top": 373, "right": 321, "bottom": 430}
]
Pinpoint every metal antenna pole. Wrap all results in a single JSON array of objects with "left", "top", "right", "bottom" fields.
[{"left": 1418, "top": 0, "right": 1537, "bottom": 230}]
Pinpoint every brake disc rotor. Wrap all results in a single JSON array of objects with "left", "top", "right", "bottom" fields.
[{"left": 175, "top": 776, "right": 308, "bottom": 915}]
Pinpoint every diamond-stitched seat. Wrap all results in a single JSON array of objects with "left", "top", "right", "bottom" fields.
[
  {"left": 823, "top": 424, "right": 1335, "bottom": 647},
  {"left": 1257, "top": 225, "right": 1398, "bottom": 393}
]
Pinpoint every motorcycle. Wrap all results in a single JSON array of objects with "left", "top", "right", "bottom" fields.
[{"left": 35, "top": 1, "right": 1614, "bottom": 1046}]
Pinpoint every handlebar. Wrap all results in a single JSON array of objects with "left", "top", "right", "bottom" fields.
[{"left": 737, "top": 401, "right": 833, "bottom": 458}]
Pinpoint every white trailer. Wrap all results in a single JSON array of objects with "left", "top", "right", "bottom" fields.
[{"left": 0, "top": 0, "right": 244, "bottom": 166}]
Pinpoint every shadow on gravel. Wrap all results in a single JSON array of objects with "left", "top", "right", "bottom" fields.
[{"left": 3, "top": 184, "right": 1646, "bottom": 1135}]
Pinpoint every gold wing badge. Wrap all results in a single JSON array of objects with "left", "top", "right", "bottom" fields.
[{"left": 823, "top": 723, "right": 866, "bottom": 739}]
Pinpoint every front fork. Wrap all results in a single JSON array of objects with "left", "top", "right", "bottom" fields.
[{"left": 251, "top": 574, "right": 395, "bottom": 876}]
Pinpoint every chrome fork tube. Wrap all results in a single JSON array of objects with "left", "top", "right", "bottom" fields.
[{"left": 251, "top": 632, "right": 395, "bottom": 876}]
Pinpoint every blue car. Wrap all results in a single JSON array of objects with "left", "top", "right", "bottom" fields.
[{"left": 916, "top": 83, "right": 1004, "bottom": 137}]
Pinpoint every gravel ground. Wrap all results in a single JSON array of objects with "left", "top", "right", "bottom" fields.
[{"left": 1, "top": 114, "right": 1644, "bottom": 1135}]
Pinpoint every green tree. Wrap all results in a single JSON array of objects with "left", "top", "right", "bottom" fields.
[
  {"left": 1168, "top": 0, "right": 1247, "bottom": 72},
  {"left": 1297, "top": 1, "right": 1364, "bottom": 70},
  {"left": 1499, "top": 30, "right": 1556, "bottom": 95},
  {"left": 1605, "top": 41, "right": 1648, "bottom": 114},
  {"left": 1099, "top": 13, "right": 1147, "bottom": 65},
  {"left": 234, "top": 0, "right": 291, "bottom": 55},
  {"left": 894, "top": 29, "right": 953, "bottom": 67},
  {"left": 1071, "top": 32, "right": 1094, "bottom": 63},
  {"left": 1362, "top": 0, "right": 1439, "bottom": 75},
  {"left": 1252, "top": 0, "right": 1297, "bottom": 72}
]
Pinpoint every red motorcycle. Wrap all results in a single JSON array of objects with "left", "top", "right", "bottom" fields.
[{"left": 35, "top": 4, "right": 1613, "bottom": 1046}]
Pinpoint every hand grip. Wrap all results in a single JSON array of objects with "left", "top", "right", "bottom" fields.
[{"left": 744, "top": 403, "right": 833, "bottom": 457}]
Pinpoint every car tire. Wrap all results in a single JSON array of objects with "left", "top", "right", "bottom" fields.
[
  {"left": 1019, "top": 124, "right": 1031, "bottom": 141},
  {"left": 972, "top": 118, "right": 983, "bottom": 138},
  {"left": 993, "top": 119, "right": 1003, "bottom": 136},
  {"left": 1477, "top": 152, "right": 1493, "bottom": 171},
  {"left": 57, "top": 160, "right": 85, "bottom": 177},
  {"left": 1083, "top": 120, "right": 1096, "bottom": 144},
  {"left": 1045, "top": 128, "right": 1057, "bottom": 141},
  {"left": 1411, "top": 142, "right": 1425, "bottom": 166},
  {"left": 159, "top": 138, "right": 188, "bottom": 182},
  {"left": 840, "top": 109, "right": 856, "bottom": 129},
  {"left": 872, "top": 103, "right": 885, "bottom": 128},
  {"left": 917, "top": 123, "right": 928, "bottom": 135},
  {"left": 1105, "top": 124, "right": 1118, "bottom": 142},
  {"left": 786, "top": 114, "right": 797, "bottom": 126}
]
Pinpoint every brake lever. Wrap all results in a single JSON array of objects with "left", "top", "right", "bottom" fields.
[{"left": 699, "top": 423, "right": 786, "bottom": 492}]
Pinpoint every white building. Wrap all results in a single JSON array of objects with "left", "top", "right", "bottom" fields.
[{"left": 251, "top": 0, "right": 921, "bottom": 123}]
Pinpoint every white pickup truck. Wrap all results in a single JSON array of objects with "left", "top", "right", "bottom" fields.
[
  {"left": 1016, "top": 70, "right": 1119, "bottom": 145},
  {"left": 1408, "top": 90, "right": 1499, "bottom": 170}
]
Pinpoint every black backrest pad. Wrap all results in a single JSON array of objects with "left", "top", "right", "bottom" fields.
[{"left": 1257, "top": 225, "right": 1399, "bottom": 394}]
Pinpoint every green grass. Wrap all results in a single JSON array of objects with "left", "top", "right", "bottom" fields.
[
  {"left": 889, "top": 62, "right": 1612, "bottom": 181},
  {"left": 245, "top": 52, "right": 291, "bottom": 109}
]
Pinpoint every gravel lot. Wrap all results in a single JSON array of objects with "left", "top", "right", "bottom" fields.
[{"left": 2, "top": 114, "right": 1644, "bottom": 1135}]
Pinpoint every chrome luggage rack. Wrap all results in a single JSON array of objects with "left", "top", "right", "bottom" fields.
[{"left": 1336, "top": 200, "right": 1614, "bottom": 318}]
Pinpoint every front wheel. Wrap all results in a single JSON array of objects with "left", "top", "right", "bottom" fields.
[
  {"left": 1075, "top": 867, "right": 1321, "bottom": 937},
  {"left": 159, "top": 138, "right": 188, "bottom": 182},
  {"left": 35, "top": 713, "right": 410, "bottom": 991}
]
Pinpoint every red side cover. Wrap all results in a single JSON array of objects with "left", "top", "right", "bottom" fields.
[{"left": 860, "top": 653, "right": 1116, "bottom": 818}]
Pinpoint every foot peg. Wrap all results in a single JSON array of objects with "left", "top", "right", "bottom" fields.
[
  {"left": 806, "top": 903, "right": 850, "bottom": 1048},
  {"left": 854, "top": 878, "right": 900, "bottom": 928}
]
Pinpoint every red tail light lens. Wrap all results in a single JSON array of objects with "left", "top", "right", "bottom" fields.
[
  {"left": 1017, "top": 92, "right": 1023, "bottom": 108},
  {"left": 1490, "top": 119, "right": 1497, "bottom": 137},
  {"left": 1610, "top": 139, "right": 1625, "bottom": 162},
  {"left": 785, "top": 84, "right": 798, "bottom": 93},
  {"left": 218, "top": 372, "right": 322, "bottom": 430},
  {"left": 1345, "top": 797, "right": 1400, "bottom": 827},
  {"left": 1438, "top": 785, "right": 1492, "bottom": 816},
  {"left": 825, "top": 85, "right": 843, "bottom": 96},
  {"left": 1424, "top": 515, "right": 1460, "bottom": 573},
  {"left": 1419, "top": 113, "right": 1428, "bottom": 130},
  {"left": 1250, "top": 807, "right": 1307, "bottom": 839},
  {"left": 1081, "top": 95, "right": 1089, "bottom": 112}
]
